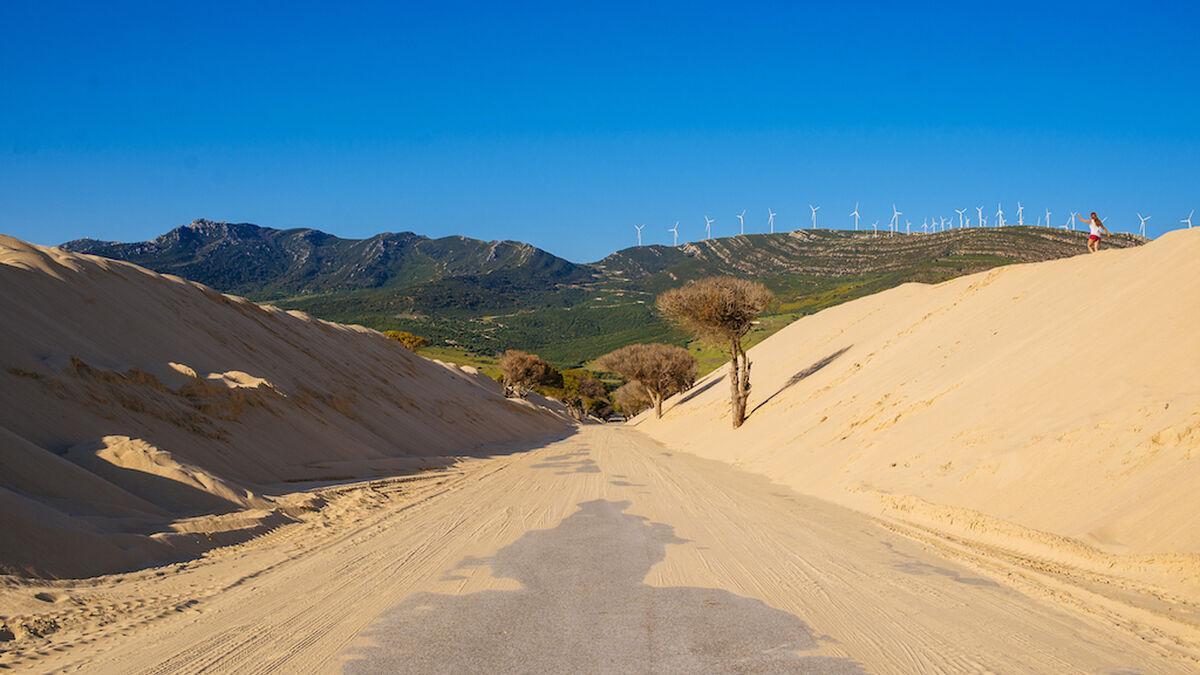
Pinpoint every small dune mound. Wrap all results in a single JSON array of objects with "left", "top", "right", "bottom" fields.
[{"left": 66, "top": 436, "right": 270, "bottom": 515}]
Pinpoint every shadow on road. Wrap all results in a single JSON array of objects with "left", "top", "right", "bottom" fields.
[{"left": 343, "top": 500, "right": 863, "bottom": 673}]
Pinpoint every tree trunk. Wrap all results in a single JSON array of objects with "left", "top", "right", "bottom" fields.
[
  {"left": 730, "top": 340, "right": 751, "bottom": 428},
  {"left": 654, "top": 392, "right": 663, "bottom": 419}
]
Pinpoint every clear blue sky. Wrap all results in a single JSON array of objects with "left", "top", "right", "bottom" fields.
[{"left": 2, "top": 1, "right": 1197, "bottom": 261}]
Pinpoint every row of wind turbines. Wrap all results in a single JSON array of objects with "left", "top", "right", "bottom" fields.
[{"left": 634, "top": 205, "right": 1195, "bottom": 246}]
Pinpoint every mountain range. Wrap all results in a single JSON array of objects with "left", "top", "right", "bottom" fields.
[{"left": 62, "top": 219, "right": 1143, "bottom": 368}]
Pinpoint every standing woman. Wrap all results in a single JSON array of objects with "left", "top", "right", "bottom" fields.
[{"left": 1077, "top": 212, "right": 1110, "bottom": 253}]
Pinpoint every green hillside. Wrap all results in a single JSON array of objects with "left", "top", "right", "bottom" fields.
[{"left": 63, "top": 221, "right": 1143, "bottom": 373}]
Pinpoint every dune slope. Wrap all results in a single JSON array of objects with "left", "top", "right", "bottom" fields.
[
  {"left": 638, "top": 230, "right": 1200, "bottom": 575},
  {"left": 0, "top": 235, "right": 568, "bottom": 577}
]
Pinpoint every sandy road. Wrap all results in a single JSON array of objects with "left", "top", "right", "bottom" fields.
[{"left": 5, "top": 426, "right": 1192, "bottom": 673}]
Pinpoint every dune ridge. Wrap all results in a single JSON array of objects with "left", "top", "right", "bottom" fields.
[
  {"left": 637, "top": 230, "right": 1200, "bottom": 595},
  {"left": 0, "top": 235, "right": 569, "bottom": 578}
]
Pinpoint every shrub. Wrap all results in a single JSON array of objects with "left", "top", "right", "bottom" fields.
[
  {"left": 498, "top": 350, "right": 560, "bottom": 398},
  {"left": 596, "top": 343, "right": 696, "bottom": 419},
  {"left": 561, "top": 369, "right": 609, "bottom": 420},
  {"left": 612, "top": 381, "right": 652, "bottom": 416},
  {"left": 383, "top": 330, "right": 430, "bottom": 351}
]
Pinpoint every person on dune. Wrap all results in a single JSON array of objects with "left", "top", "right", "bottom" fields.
[{"left": 1078, "top": 212, "right": 1110, "bottom": 253}]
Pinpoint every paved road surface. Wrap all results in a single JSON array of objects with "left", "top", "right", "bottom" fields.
[{"left": 26, "top": 426, "right": 1188, "bottom": 673}]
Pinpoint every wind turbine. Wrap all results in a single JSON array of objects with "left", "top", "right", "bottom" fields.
[
  {"left": 905, "top": 219, "right": 911, "bottom": 235},
  {"left": 1137, "top": 213, "right": 1150, "bottom": 237},
  {"left": 767, "top": 209, "right": 776, "bottom": 234},
  {"left": 940, "top": 216, "right": 948, "bottom": 232},
  {"left": 1045, "top": 209, "right": 1052, "bottom": 229},
  {"left": 634, "top": 224, "right": 645, "bottom": 247},
  {"left": 1017, "top": 202, "right": 1025, "bottom": 226},
  {"left": 668, "top": 221, "right": 680, "bottom": 246},
  {"left": 850, "top": 202, "right": 861, "bottom": 231},
  {"left": 1182, "top": 210, "right": 1194, "bottom": 229},
  {"left": 704, "top": 215, "right": 714, "bottom": 240},
  {"left": 872, "top": 220, "right": 879, "bottom": 236},
  {"left": 922, "top": 217, "right": 929, "bottom": 234},
  {"left": 954, "top": 208, "right": 966, "bottom": 229},
  {"left": 995, "top": 203, "right": 1005, "bottom": 227},
  {"left": 890, "top": 204, "right": 902, "bottom": 234},
  {"left": 1065, "top": 211, "right": 1077, "bottom": 230},
  {"left": 809, "top": 204, "right": 820, "bottom": 229},
  {"left": 976, "top": 206, "right": 985, "bottom": 229},
  {"left": 736, "top": 210, "right": 746, "bottom": 235}
]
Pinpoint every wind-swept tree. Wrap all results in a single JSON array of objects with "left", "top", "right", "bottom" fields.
[
  {"left": 596, "top": 343, "right": 696, "bottom": 419},
  {"left": 498, "top": 350, "right": 560, "bottom": 398},
  {"left": 657, "top": 277, "right": 773, "bottom": 428}
]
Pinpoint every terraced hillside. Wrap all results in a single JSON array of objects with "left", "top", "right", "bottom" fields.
[{"left": 62, "top": 221, "right": 1142, "bottom": 370}]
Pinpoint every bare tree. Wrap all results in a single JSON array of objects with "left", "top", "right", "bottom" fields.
[
  {"left": 498, "top": 350, "right": 560, "bottom": 398},
  {"left": 611, "top": 381, "right": 652, "bottom": 417},
  {"left": 596, "top": 343, "right": 696, "bottom": 419},
  {"left": 657, "top": 277, "right": 773, "bottom": 428}
]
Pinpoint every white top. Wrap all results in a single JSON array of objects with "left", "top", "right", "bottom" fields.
[{"left": 1089, "top": 221, "right": 1102, "bottom": 236}]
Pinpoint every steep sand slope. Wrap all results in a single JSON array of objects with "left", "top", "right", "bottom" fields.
[
  {"left": 637, "top": 230, "right": 1200, "bottom": 586},
  {"left": 0, "top": 235, "right": 569, "bottom": 577}
]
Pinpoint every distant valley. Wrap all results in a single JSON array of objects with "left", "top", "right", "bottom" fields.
[{"left": 63, "top": 219, "right": 1142, "bottom": 371}]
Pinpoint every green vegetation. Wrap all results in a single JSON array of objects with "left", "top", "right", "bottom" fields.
[{"left": 65, "top": 222, "right": 1143, "bottom": 378}]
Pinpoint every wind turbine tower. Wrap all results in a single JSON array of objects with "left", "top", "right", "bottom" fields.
[
  {"left": 890, "top": 204, "right": 902, "bottom": 234},
  {"left": 767, "top": 209, "right": 776, "bottom": 234},
  {"left": 1137, "top": 213, "right": 1150, "bottom": 237},
  {"left": 976, "top": 206, "right": 984, "bottom": 229},
  {"left": 635, "top": 224, "right": 645, "bottom": 247},
  {"left": 669, "top": 221, "right": 680, "bottom": 246},
  {"left": 736, "top": 210, "right": 746, "bottom": 235},
  {"left": 704, "top": 215, "right": 714, "bottom": 240},
  {"left": 809, "top": 204, "right": 820, "bottom": 229},
  {"left": 872, "top": 220, "right": 879, "bottom": 237},
  {"left": 1017, "top": 202, "right": 1025, "bottom": 226},
  {"left": 996, "top": 203, "right": 1006, "bottom": 227},
  {"left": 954, "top": 208, "right": 966, "bottom": 229},
  {"left": 905, "top": 219, "right": 911, "bottom": 235},
  {"left": 1045, "top": 209, "right": 1052, "bottom": 229},
  {"left": 850, "top": 202, "right": 861, "bottom": 231}
]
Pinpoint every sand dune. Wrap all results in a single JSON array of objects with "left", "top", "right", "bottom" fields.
[
  {"left": 0, "top": 235, "right": 569, "bottom": 577},
  {"left": 638, "top": 229, "right": 1200, "bottom": 595}
]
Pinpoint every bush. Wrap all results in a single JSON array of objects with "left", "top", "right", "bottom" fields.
[
  {"left": 596, "top": 343, "right": 696, "bottom": 419},
  {"left": 561, "top": 369, "right": 609, "bottom": 420},
  {"left": 498, "top": 350, "right": 560, "bottom": 398},
  {"left": 612, "top": 381, "right": 652, "bottom": 416},
  {"left": 383, "top": 330, "right": 430, "bottom": 350}
]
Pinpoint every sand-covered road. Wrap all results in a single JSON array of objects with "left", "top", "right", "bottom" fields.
[{"left": 5, "top": 426, "right": 1192, "bottom": 673}]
